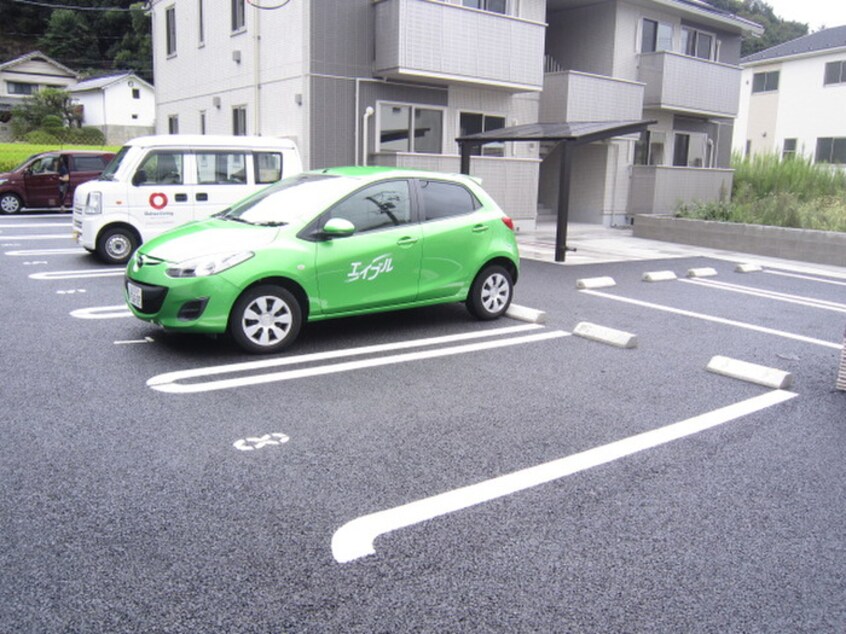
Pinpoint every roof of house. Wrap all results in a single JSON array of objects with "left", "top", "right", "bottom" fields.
[
  {"left": 0, "top": 50, "right": 78, "bottom": 78},
  {"left": 69, "top": 72, "right": 153, "bottom": 93},
  {"left": 742, "top": 25, "right": 846, "bottom": 64}
]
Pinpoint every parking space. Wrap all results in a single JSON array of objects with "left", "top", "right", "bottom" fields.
[{"left": 2, "top": 215, "right": 844, "bottom": 632}]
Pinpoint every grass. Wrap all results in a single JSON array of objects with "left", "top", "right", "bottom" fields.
[
  {"left": 677, "top": 153, "right": 846, "bottom": 232},
  {"left": 0, "top": 142, "right": 121, "bottom": 172}
]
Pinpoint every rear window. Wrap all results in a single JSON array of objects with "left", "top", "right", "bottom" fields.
[
  {"left": 419, "top": 179, "right": 480, "bottom": 221},
  {"left": 72, "top": 155, "right": 108, "bottom": 172},
  {"left": 254, "top": 152, "right": 283, "bottom": 184}
]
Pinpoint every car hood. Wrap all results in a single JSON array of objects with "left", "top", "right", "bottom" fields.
[{"left": 141, "top": 219, "right": 283, "bottom": 262}]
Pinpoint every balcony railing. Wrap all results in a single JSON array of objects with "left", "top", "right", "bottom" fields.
[
  {"left": 628, "top": 165, "right": 734, "bottom": 215},
  {"left": 540, "top": 70, "right": 644, "bottom": 123},
  {"left": 373, "top": 0, "right": 545, "bottom": 92},
  {"left": 638, "top": 51, "right": 742, "bottom": 117}
]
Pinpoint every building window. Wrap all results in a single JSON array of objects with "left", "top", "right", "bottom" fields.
[
  {"left": 165, "top": 6, "right": 177, "bottom": 56},
  {"left": 6, "top": 81, "right": 37, "bottom": 95},
  {"left": 232, "top": 0, "right": 246, "bottom": 32},
  {"left": 782, "top": 138, "right": 797, "bottom": 160},
  {"left": 673, "top": 133, "right": 691, "bottom": 167},
  {"left": 634, "top": 130, "right": 666, "bottom": 166},
  {"left": 233, "top": 106, "right": 247, "bottom": 136},
  {"left": 752, "top": 71, "right": 779, "bottom": 93},
  {"left": 378, "top": 103, "right": 443, "bottom": 154},
  {"left": 815, "top": 137, "right": 846, "bottom": 164},
  {"left": 198, "top": 0, "right": 205, "bottom": 45},
  {"left": 168, "top": 115, "right": 179, "bottom": 134},
  {"left": 824, "top": 60, "right": 846, "bottom": 86},
  {"left": 681, "top": 27, "right": 715, "bottom": 60},
  {"left": 132, "top": 88, "right": 140, "bottom": 99},
  {"left": 462, "top": 0, "right": 507, "bottom": 14},
  {"left": 459, "top": 112, "right": 506, "bottom": 156},
  {"left": 199, "top": 111, "right": 206, "bottom": 135},
  {"left": 641, "top": 19, "right": 673, "bottom": 53}
]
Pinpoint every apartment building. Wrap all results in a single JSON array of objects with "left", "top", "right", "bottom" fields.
[
  {"left": 151, "top": 0, "right": 760, "bottom": 229},
  {"left": 733, "top": 25, "right": 846, "bottom": 166}
]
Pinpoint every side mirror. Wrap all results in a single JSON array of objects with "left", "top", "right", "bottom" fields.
[
  {"left": 132, "top": 170, "right": 147, "bottom": 187},
  {"left": 321, "top": 217, "right": 355, "bottom": 238}
]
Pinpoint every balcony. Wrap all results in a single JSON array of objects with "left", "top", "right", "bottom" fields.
[
  {"left": 540, "top": 70, "right": 644, "bottom": 123},
  {"left": 373, "top": 0, "right": 545, "bottom": 93},
  {"left": 628, "top": 165, "right": 734, "bottom": 216},
  {"left": 638, "top": 51, "right": 741, "bottom": 117}
]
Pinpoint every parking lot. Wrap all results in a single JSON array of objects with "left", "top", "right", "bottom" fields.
[{"left": 2, "top": 213, "right": 845, "bottom": 632}]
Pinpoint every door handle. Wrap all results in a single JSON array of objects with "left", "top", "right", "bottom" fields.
[
  {"left": 472, "top": 224, "right": 489, "bottom": 233},
  {"left": 175, "top": 193, "right": 188, "bottom": 202},
  {"left": 196, "top": 193, "right": 208, "bottom": 202},
  {"left": 397, "top": 236, "right": 419, "bottom": 247}
]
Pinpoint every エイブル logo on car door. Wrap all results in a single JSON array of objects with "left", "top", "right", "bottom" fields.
[{"left": 347, "top": 254, "right": 394, "bottom": 282}]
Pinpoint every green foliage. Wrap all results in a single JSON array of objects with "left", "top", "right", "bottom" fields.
[
  {"left": 23, "top": 130, "right": 61, "bottom": 145},
  {"left": 38, "top": 10, "right": 100, "bottom": 70},
  {"left": 703, "top": 0, "right": 809, "bottom": 57},
  {"left": 0, "top": 143, "right": 121, "bottom": 172},
  {"left": 676, "top": 154, "right": 846, "bottom": 232}
]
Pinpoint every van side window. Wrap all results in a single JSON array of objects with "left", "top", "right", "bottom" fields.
[
  {"left": 135, "top": 151, "right": 184, "bottom": 185},
  {"left": 196, "top": 152, "right": 247, "bottom": 184},
  {"left": 73, "top": 156, "right": 108, "bottom": 171},
  {"left": 419, "top": 179, "right": 480, "bottom": 221},
  {"left": 254, "top": 152, "right": 283, "bottom": 184},
  {"left": 31, "top": 156, "right": 59, "bottom": 174}
]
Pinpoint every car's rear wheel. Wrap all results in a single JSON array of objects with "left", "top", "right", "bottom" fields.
[
  {"left": 0, "top": 193, "right": 22, "bottom": 214},
  {"left": 466, "top": 264, "right": 513, "bottom": 320},
  {"left": 229, "top": 285, "right": 302, "bottom": 354},
  {"left": 96, "top": 226, "right": 138, "bottom": 264}
]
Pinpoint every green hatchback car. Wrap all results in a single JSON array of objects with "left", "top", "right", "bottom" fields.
[{"left": 124, "top": 166, "right": 519, "bottom": 353}]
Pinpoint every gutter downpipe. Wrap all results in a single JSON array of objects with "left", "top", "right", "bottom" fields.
[
  {"left": 254, "top": 3, "right": 261, "bottom": 135},
  {"left": 362, "top": 106, "right": 374, "bottom": 166}
]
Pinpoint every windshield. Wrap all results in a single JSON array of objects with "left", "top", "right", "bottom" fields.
[
  {"left": 99, "top": 145, "right": 131, "bottom": 181},
  {"left": 216, "top": 173, "right": 352, "bottom": 226},
  {"left": 11, "top": 154, "right": 40, "bottom": 172}
]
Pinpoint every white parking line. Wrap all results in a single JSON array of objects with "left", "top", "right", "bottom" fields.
[
  {"left": 30, "top": 268, "right": 124, "bottom": 280},
  {"left": 764, "top": 269, "right": 846, "bottom": 287},
  {"left": 331, "top": 389, "right": 797, "bottom": 563},
  {"left": 71, "top": 305, "right": 132, "bottom": 320},
  {"left": 581, "top": 289, "right": 842, "bottom": 350},
  {"left": 5, "top": 248, "right": 81, "bottom": 256},
  {"left": 148, "top": 325, "right": 568, "bottom": 394},
  {"left": 3, "top": 234, "right": 73, "bottom": 240},
  {"left": 0, "top": 223, "right": 71, "bottom": 229},
  {"left": 680, "top": 278, "right": 846, "bottom": 313}
]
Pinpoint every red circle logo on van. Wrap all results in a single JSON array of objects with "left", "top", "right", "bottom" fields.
[{"left": 149, "top": 192, "right": 168, "bottom": 210}]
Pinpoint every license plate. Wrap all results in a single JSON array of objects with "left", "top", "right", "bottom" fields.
[{"left": 127, "top": 282, "right": 143, "bottom": 309}]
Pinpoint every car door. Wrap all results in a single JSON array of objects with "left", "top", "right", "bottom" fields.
[
  {"left": 192, "top": 150, "right": 255, "bottom": 220},
  {"left": 23, "top": 155, "right": 60, "bottom": 207},
  {"left": 416, "top": 178, "right": 493, "bottom": 301},
  {"left": 126, "top": 150, "right": 195, "bottom": 232},
  {"left": 314, "top": 179, "right": 422, "bottom": 314}
]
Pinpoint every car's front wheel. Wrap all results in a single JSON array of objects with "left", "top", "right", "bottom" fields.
[
  {"left": 96, "top": 226, "right": 138, "bottom": 264},
  {"left": 229, "top": 285, "right": 302, "bottom": 354},
  {"left": 466, "top": 264, "right": 513, "bottom": 320},
  {"left": 0, "top": 193, "right": 22, "bottom": 214}
]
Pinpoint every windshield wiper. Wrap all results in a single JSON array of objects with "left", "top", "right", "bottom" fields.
[{"left": 252, "top": 221, "right": 288, "bottom": 227}]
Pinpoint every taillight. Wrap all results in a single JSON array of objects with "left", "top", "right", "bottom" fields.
[{"left": 501, "top": 216, "right": 515, "bottom": 231}]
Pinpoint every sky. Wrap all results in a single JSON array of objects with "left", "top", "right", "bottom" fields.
[{"left": 762, "top": 0, "right": 846, "bottom": 31}]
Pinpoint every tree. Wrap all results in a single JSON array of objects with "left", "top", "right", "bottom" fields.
[
  {"left": 37, "top": 9, "right": 100, "bottom": 70},
  {"left": 10, "top": 88, "right": 78, "bottom": 139},
  {"left": 110, "top": 4, "right": 153, "bottom": 84}
]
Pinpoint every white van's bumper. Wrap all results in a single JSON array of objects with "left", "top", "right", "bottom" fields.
[{"left": 72, "top": 208, "right": 99, "bottom": 251}]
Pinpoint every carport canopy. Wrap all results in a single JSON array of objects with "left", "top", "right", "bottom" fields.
[{"left": 457, "top": 120, "right": 655, "bottom": 262}]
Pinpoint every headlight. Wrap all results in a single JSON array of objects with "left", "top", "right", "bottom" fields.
[
  {"left": 84, "top": 191, "right": 102, "bottom": 215},
  {"left": 166, "top": 251, "right": 254, "bottom": 278}
]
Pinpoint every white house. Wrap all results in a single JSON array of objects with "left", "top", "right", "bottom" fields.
[
  {"left": 69, "top": 72, "right": 156, "bottom": 144},
  {"left": 733, "top": 25, "right": 846, "bottom": 165}
]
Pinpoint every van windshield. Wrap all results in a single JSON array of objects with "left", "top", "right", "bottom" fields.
[
  {"left": 216, "top": 173, "right": 351, "bottom": 226},
  {"left": 99, "top": 146, "right": 131, "bottom": 181}
]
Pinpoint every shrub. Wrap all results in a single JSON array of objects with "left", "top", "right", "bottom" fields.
[{"left": 23, "top": 130, "right": 61, "bottom": 145}]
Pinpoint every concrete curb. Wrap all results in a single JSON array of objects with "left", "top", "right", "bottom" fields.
[
  {"left": 573, "top": 322, "right": 638, "bottom": 349},
  {"left": 506, "top": 304, "right": 546, "bottom": 324},
  {"left": 577, "top": 276, "right": 616, "bottom": 289},
  {"left": 706, "top": 355, "right": 793, "bottom": 389},
  {"left": 642, "top": 271, "right": 677, "bottom": 282}
]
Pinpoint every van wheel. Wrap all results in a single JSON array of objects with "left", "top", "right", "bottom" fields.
[
  {"left": 466, "top": 264, "right": 513, "bottom": 320},
  {"left": 96, "top": 227, "right": 138, "bottom": 264},
  {"left": 229, "top": 285, "right": 302, "bottom": 354},
  {"left": 0, "top": 193, "right": 22, "bottom": 214}
]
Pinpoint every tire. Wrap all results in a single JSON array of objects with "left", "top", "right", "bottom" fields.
[
  {"left": 466, "top": 264, "right": 513, "bottom": 320},
  {"left": 229, "top": 285, "right": 302, "bottom": 354},
  {"left": 0, "top": 193, "right": 22, "bottom": 214},
  {"left": 96, "top": 227, "right": 138, "bottom": 264}
]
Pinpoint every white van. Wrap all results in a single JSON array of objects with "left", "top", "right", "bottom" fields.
[{"left": 72, "top": 135, "right": 303, "bottom": 263}]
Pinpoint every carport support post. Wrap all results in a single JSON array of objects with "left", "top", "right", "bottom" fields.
[
  {"left": 459, "top": 142, "right": 478, "bottom": 176},
  {"left": 555, "top": 142, "right": 574, "bottom": 262}
]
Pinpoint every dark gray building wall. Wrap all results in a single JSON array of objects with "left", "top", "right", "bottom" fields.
[
  {"left": 310, "top": 0, "right": 374, "bottom": 78},
  {"left": 673, "top": 115, "right": 734, "bottom": 168},
  {"left": 546, "top": 3, "right": 616, "bottom": 76}
]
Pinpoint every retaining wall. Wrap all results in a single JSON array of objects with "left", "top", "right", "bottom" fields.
[{"left": 632, "top": 215, "right": 846, "bottom": 268}]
